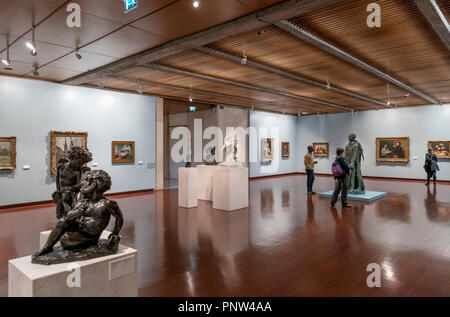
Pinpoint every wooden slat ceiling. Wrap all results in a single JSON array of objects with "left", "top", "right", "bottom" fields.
[{"left": 1, "top": 0, "right": 449, "bottom": 115}]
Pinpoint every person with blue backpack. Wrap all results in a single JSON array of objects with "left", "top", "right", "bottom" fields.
[{"left": 330, "top": 147, "right": 352, "bottom": 208}]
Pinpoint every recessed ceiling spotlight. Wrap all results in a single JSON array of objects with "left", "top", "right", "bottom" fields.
[
  {"left": 75, "top": 49, "right": 82, "bottom": 60},
  {"left": 193, "top": 1, "right": 199, "bottom": 8}
]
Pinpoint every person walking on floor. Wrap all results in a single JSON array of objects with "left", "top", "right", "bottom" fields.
[
  {"left": 330, "top": 148, "right": 352, "bottom": 208},
  {"left": 304, "top": 145, "right": 318, "bottom": 195},
  {"left": 424, "top": 148, "right": 439, "bottom": 186}
]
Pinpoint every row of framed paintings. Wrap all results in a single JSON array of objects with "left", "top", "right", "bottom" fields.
[
  {"left": 261, "top": 138, "right": 291, "bottom": 163},
  {"left": 0, "top": 131, "right": 136, "bottom": 172},
  {"left": 311, "top": 138, "right": 450, "bottom": 162}
]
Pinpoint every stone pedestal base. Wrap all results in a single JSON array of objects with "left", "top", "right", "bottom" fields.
[
  {"left": 212, "top": 166, "right": 249, "bottom": 211},
  {"left": 8, "top": 231, "right": 137, "bottom": 297},
  {"left": 178, "top": 167, "right": 198, "bottom": 208},
  {"left": 197, "top": 165, "right": 217, "bottom": 201}
]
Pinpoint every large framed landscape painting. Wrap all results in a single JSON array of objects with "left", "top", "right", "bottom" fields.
[
  {"left": 313, "top": 142, "right": 329, "bottom": 157},
  {"left": 261, "top": 138, "right": 274, "bottom": 163},
  {"left": 428, "top": 141, "right": 450, "bottom": 159},
  {"left": 112, "top": 141, "right": 135, "bottom": 163},
  {"left": 50, "top": 131, "right": 88, "bottom": 174},
  {"left": 0, "top": 137, "right": 16, "bottom": 170},
  {"left": 376, "top": 137, "right": 409, "bottom": 162}
]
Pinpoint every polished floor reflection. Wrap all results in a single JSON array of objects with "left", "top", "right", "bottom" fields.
[{"left": 1, "top": 175, "right": 450, "bottom": 296}]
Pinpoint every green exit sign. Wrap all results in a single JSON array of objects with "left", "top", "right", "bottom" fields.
[{"left": 124, "top": 0, "right": 138, "bottom": 13}]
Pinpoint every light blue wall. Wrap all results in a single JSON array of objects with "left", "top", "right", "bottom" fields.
[
  {"left": 0, "top": 75, "right": 156, "bottom": 206},
  {"left": 249, "top": 110, "right": 297, "bottom": 178},
  {"left": 296, "top": 105, "right": 450, "bottom": 181}
]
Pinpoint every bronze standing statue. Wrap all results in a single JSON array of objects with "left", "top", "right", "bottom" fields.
[
  {"left": 345, "top": 134, "right": 366, "bottom": 195},
  {"left": 32, "top": 170, "right": 124, "bottom": 265}
]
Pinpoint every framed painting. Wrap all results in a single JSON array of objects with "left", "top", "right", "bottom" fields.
[
  {"left": 281, "top": 142, "right": 290, "bottom": 158},
  {"left": 261, "top": 138, "right": 274, "bottom": 163},
  {"left": 50, "top": 131, "right": 88, "bottom": 174},
  {"left": 376, "top": 137, "right": 410, "bottom": 162},
  {"left": 0, "top": 137, "right": 16, "bottom": 170},
  {"left": 428, "top": 141, "right": 450, "bottom": 159},
  {"left": 313, "top": 142, "right": 329, "bottom": 157},
  {"left": 112, "top": 141, "right": 135, "bottom": 163}
]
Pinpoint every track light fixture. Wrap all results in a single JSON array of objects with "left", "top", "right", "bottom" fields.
[
  {"left": 326, "top": 79, "right": 331, "bottom": 90},
  {"left": 137, "top": 85, "right": 143, "bottom": 94},
  {"left": 98, "top": 78, "right": 104, "bottom": 89},
  {"left": 193, "top": 1, "right": 199, "bottom": 8},
  {"left": 241, "top": 51, "right": 247, "bottom": 65},
  {"left": 1, "top": 44, "right": 10, "bottom": 66},
  {"left": 26, "top": 26, "right": 37, "bottom": 56},
  {"left": 32, "top": 65, "right": 39, "bottom": 76},
  {"left": 75, "top": 48, "right": 82, "bottom": 60}
]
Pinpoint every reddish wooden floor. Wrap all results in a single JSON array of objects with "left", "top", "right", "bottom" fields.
[{"left": 1, "top": 175, "right": 450, "bottom": 297}]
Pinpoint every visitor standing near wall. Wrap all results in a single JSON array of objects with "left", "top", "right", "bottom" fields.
[
  {"left": 304, "top": 145, "right": 318, "bottom": 195},
  {"left": 330, "top": 148, "right": 352, "bottom": 208},
  {"left": 424, "top": 148, "right": 439, "bottom": 186}
]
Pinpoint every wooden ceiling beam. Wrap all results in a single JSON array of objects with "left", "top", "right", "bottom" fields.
[
  {"left": 196, "top": 46, "right": 389, "bottom": 108},
  {"left": 105, "top": 74, "right": 321, "bottom": 114},
  {"left": 143, "top": 63, "right": 352, "bottom": 111},
  {"left": 273, "top": 19, "right": 440, "bottom": 105},
  {"left": 61, "top": 0, "right": 345, "bottom": 86},
  {"left": 415, "top": 0, "right": 450, "bottom": 50}
]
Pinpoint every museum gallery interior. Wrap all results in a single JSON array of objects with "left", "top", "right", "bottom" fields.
[{"left": 0, "top": 0, "right": 450, "bottom": 298}]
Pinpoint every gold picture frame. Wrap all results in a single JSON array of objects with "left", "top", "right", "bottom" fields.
[
  {"left": 261, "top": 138, "right": 274, "bottom": 163},
  {"left": 112, "top": 141, "right": 135, "bottom": 163},
  {"left": 281, "top": 142, "right": 290, "bottom": 158},
  {"left": 50, "top": 131, "right": 88, "bottom": 174},
  {"left": 427, "top": 141, "right": 450, "bottom": 159},
  {"left": 0, "top": 137, "right": 16, "bottom": 170},
  {"left": 376, "top": 137, "right": 410, "bottom": 162},
  {"left": 313, "top": 142, "right": 329, "bottom": 157}
]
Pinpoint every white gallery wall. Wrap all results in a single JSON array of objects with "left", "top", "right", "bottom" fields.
[
  {"left": 296, "top": 105, "right": 450, "bottom": 181},
  {"left": 0, "top": 75, "right": 156, "bottom": 206},
  {"left": 249, "top": 110, "right": 297, "bottom": 178}
]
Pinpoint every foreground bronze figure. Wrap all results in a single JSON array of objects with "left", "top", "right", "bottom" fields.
[
  {"left": 53, "top": 146, "right": 92, "bottom": 219},
  {"left": 345, "top": 134, "right": 366, "bottom": 195},
  {"left": 32, "top": 170, "right": 124, "bottom": 265}
]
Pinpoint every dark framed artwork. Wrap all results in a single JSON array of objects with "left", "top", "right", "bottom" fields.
[
  {"left": 313, "top": 142, "right": 329, "bottom": 157},
  {"left": 112, "top": 141, "right": 135, "bottom": 163},
  {"left": 0, "top": 136, "right": 16, "bottom": 170},
  {"left": 376, "top": 137, "right": 409, "bottom": 162},
  {"left": 281, "top": 142, "right": 290, "bottom": 158},
  {"left": 50, "top": 131, "right": 88, "bottom": 174},
  {"left": 428, "top": 141, "right": 450, "bottom": 159},
  {"left": 261, "top": 138, "right": 274, "bottom": 163}
]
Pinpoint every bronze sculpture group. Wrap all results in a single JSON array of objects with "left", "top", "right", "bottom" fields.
[{"left": 32, "top": 147, "right": 124, "bottom": 265}]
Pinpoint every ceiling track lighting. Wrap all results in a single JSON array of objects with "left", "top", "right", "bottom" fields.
[
  {"left": 241, "top": 51, "right": 247, "bottom": 65},
  {"left": 32, "top": 65, "right": 39, "bottom": 76},
  {"left": 1, "top": 43, "right": 10, "bottom": 66},
  {"left": 326, "top": 78, "right": 331, "bottom": 90},
  {"left": 98, "top": 78, "right": 104, "bottom": 89},
  {"left": 189, "top": 92, "right": 193, "bottom": 102},
  {"left": 75, "top": 48, "right": 82, "bottom": 60},
  {"left": 26, "top": 26, "right": 38, "bottom": 56},
  {"left": 137, "top": 84, "right": 143, "bottom": 94}
]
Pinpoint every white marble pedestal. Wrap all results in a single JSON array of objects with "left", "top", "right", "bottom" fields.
[
  {"left": 8, "top": 231, "right": 138, "bottom": 297},
  {"left": 212, "top": 166, "right": 249, "bottom": 211},
  {"left": 197, "top": 165, "right": 217, "bottom": 201},
  {"left": 178, "top": 167, "right": 198, "bottom": 208}
]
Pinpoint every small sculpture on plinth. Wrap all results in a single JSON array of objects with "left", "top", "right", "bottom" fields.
[
  {"left": 204, "top": 146, "right": 218, "bottom": 165},
  {"left": 345, "top": 133, "right": 366, "bottom": 194},
  {"left": 220, "top": 133, "right": 241, "bottom": 167},
  {"left": 32, "top": 170, "right": 124, "bottom": 265},
  {"left": 53, "top": 146, "right": 93, "bottom": 219}
]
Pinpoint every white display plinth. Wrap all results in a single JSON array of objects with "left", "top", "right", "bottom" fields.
[
  {"left": 197, "top": 165, "right": 217, "bottom": 201},
  {"left": 178, "top": 167, "right": 198, "bottom": 208},
  {"left": 8, "top": 231, "right": 138, "bottom": 297},
  {"left": 212, "top": 166, "right": 249, "bottom": 211}
]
